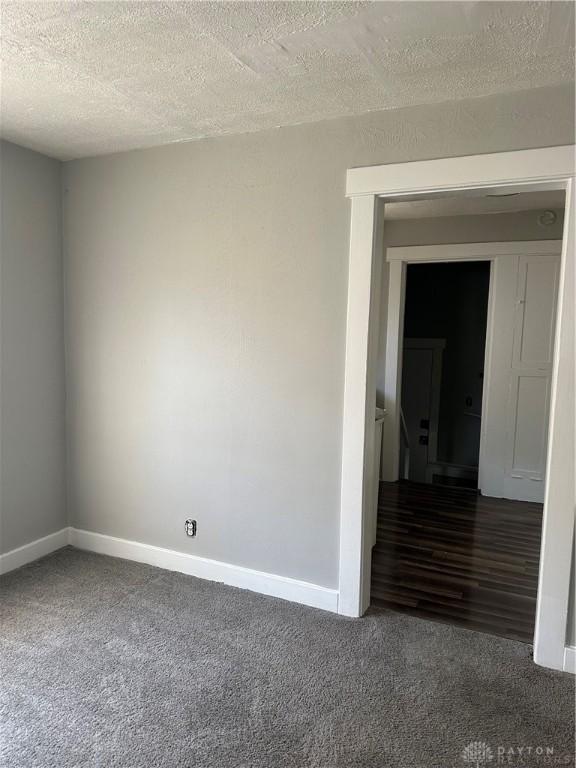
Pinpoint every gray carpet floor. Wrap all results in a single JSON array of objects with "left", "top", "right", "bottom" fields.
[{"left": 0, "top": 548, "right": 574, "bottom": 768}]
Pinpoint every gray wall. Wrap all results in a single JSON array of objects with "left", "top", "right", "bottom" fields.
[
  {"left": 0, "top": 141, "right": 66, "bottom": 553},
  {"left": 63, "top": 83, "right": 574, "bottom": 589}
]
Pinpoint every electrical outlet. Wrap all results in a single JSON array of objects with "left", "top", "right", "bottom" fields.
[{"left": 185, "top": 519, "right": 197, "bottom": 537}]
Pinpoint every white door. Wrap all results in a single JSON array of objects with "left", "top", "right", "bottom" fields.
[
  {"left": 502, "top": 254, "right": 560, "bottom": 501},
  {"left": 480, "top": 251, "right": 560, "bottom": 502}
]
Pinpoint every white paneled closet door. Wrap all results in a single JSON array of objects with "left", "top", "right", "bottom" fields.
[
  {"left": 480, "top": 248, "right": 560, "bottom": 502},
  {"left": 502, "top": 253, "right": 560, "bottom": 502}
]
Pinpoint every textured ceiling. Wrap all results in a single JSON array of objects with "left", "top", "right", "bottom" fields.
[{"left": 1, "top": 1, "right": 574, "bottom": 160}]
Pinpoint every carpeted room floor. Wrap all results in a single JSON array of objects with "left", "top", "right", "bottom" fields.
[{"left": 0, "top": 548, "right": 574, "bottom": 768}]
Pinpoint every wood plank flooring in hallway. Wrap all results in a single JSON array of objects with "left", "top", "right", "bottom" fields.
[{"left": 370, "top": 481, "right": 543, "bottom": 643}]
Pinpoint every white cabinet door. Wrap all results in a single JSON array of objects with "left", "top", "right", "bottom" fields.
[
  {"left": 502, "top": 254, "right": 560, "bottom": 501},
  {"left": 480, "top": 251, "right": 560, "bottom": 502}
]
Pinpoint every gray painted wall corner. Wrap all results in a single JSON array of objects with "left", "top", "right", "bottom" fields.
[{"left": 0, "top": 140, "right": 67, "bottom": 553}]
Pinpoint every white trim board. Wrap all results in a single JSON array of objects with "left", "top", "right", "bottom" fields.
[
  {"left": 386, "top": 240, "right": 562, "bottom": 262},
  {"left": 0, "top": 526, "right": 339, "bottom": 612},
  {"left": 0, "top": 528, "right": 70, "bottom": 575},
  {"left": 69, "top": 528, "right": 339, "bottom": 613},
  {"left": 346, "top": 145, "right": 574, "bottom": 197},
  {"left": 563, "top": 646, "right": 576, "bottom": 674}
]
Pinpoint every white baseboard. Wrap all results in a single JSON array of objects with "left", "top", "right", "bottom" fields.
[
  {"left": 563, "top": 645, "right": 576, "bottom": 674},
  {"left": 69, "top": 528, "right": 339, "bottom": 613},
  {"left": 0, "top": 527, "right": 71, "bottom": 576}
]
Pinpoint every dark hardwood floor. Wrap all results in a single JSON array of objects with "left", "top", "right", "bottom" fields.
[{"left": 370, "top": 481, "right": 543, "bottom": 643}]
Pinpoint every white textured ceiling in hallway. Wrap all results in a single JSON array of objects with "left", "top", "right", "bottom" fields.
[{"left": 1, "top": 1, "right": 574, "bottom": 160}]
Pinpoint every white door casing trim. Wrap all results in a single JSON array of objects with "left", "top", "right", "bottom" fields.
[
  {"left": 338, "top": 195, "right": 384, "bottom": 617},
  {"left": 564, "top": 646, "right": 576, "bottom": 674},
  {"left": 339, "top": 145, "right": 575, "bottom": 674},
  {"left": 386, "top": 240, "right": 563, "bottom": 263},
  {"left": 346, "top": 144, "right": 573, "bottom": 198}
]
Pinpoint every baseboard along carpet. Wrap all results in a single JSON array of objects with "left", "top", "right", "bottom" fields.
[{"left": 0, "top": 547, "right": 574, "bottom": 767}]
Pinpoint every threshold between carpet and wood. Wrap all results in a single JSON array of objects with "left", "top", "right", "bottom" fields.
[{"left": 1, "top": 547, "right": 573, "bottom": 768}]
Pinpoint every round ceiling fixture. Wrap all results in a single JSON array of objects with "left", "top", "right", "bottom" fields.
[{"left": 538, "top": 210, "right": 557, "bottom": 227}]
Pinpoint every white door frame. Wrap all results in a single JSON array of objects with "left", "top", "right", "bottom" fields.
[
  {"left": 338, "top": 144, "right": 575, "bottom": 673},
  {"left": 381, "top": 241, "right": 562, "bottom": 498}
]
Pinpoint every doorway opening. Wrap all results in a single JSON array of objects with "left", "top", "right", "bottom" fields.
[
  {"left": 370, "top": 192, "right": 565, "bottom": 644},
  {"left": 338, "top": 145, "right": 576, "bottom": 671},
  {"left": 400, "top": 261, "right": 490, "bottom": 490},
  {"left": 339, "top": 145, "right": 574, "bottom": 671}
]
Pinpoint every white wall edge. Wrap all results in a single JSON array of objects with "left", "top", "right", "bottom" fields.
[
  {"left": 386, "top": 240, "right": 562, "bottom": 262},
  {"left": 70, "top": 528, "right": 339, "bottom": 613},
  {"left": 0, "top": 527, "right": 71, "bottom": 576},
  {"left": 563, "top": 646, "right": 576, "bottom": 674}
]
